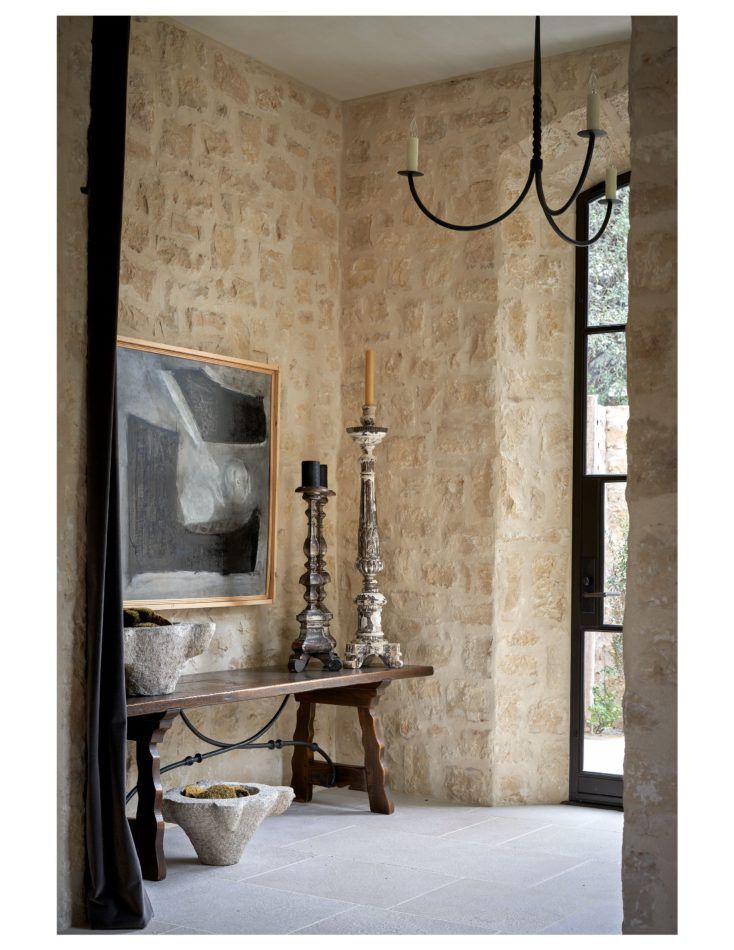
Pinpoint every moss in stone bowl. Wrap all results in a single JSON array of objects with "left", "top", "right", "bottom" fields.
[
  {"left": 124, "top": 608, "right": 172, "bottom": 627},
  {"left": 182, "top": 783, "right": 258, "bottom": 800}
]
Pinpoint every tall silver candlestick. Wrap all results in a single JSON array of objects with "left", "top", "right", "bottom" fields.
[{"left": 344, "top": 404, "right": 403, "bottom": 669}]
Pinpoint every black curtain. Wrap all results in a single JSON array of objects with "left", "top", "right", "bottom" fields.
[{"left": 84, "top": 16, "right": 152, "bottom": 930}]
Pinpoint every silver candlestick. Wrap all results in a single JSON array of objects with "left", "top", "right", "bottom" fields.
[
  {"left": 288, "top": 486, "right": 341, "bottom": 673},
  {"left": 344, "top": 404, "right": 403, "bottom": 669}
]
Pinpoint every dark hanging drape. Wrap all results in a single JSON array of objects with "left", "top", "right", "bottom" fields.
[{"left": 84, "top": 15, "right": 152, "bottom": 930}]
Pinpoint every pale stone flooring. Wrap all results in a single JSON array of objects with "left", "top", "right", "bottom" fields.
[{"left": 70, "top": 787, "right": 623, "bottom": 935}]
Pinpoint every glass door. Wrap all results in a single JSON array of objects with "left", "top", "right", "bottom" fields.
[{"left": 569, "top": 173, "right": 630, "bottom": 806}]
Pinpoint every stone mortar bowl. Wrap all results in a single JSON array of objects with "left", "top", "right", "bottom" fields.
[
  {"left": 123, "top": 621, "right": 215, "bottom": 696},
  {"left": 162, "top": 781, "right": 295, "bottom": 866}
]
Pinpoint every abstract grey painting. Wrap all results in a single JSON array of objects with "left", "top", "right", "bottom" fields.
[{"left": 117, "top": 338, "right": 279, "bottom": 607}]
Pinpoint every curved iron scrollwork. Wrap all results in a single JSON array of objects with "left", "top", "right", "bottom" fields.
[
  {"left": 125, "top": 695, "right": 336, "bottom": 803},
  {"left": 398, "top": 16, "right": 620, "bottom": 246}
]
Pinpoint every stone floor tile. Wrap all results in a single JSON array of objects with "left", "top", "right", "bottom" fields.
[
  {"left": 493, "top": 823, "right": 622, "bottom": 859},
  {"left": 287, "top": 825, "right": 585, "bottom": 887},
  {"left": 61, "top": 918, "right": 179, "bottom": 936},
  {"left": 293, "top": 905, "right": 492, "bottom": 934},
  {"left": 345, "top": 804, "right": 495, "bottom": 837},
  {"left": 148, "top": 922, "right": 215, "bottom": 935},
  {"left": 448, "top": 845, "right": 588, "bottom": 889},
  {"left": 530, "top": 858, "right": 622, "bottom": 916},
  {"left": 216, "top": 847, "right": 312, "bottom": 881},
  {"left": 582, "top": 808, "right": 625, "bottom": 830},
  {"left": 467, "top": 804, "right": 604, "bottom": 827},
  {"left": 147, "top": 877, "right": 355, "bottom": 934},
  {"left": 290, "top": 789, "right": 492, "bottom": 837},
  {"left": 394, "top": 877, "right": 568, "bottom": 934},
  {"left": 441, "top": 815, "right": 558, "bottom": 846},
  {"left": 538, "top": 899, "right": 623, "bottom": 934},
  {"left": 250, "top": 854, "right": 459, "bottom": 908},
  {"left": 244, "top": 808, "right": 360, "bottom": 847},
  {"left": 162, "top": 821, "right": 314, "bottom": 881}
]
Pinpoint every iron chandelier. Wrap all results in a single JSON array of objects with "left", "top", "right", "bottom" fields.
[{"left": 398, "top": 16, "right": 620, "bottom": 246}]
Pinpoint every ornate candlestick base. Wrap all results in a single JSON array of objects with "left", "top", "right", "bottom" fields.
[
  {"left": 344, "top": 636, "right": 403, "bottom": 670},
  {"left": 289, "top": 486, "right": 342, "bottom": 673},
  {"left": 343, "top": 405, "right": 403, "bottom": 670}
]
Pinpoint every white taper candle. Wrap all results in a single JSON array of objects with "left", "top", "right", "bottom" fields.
[
  {"left": 605, "top": 165, "right": 618, "bottom": 199},
  {"left": 406, "top": 137, "right": 419, "bottom": 172},
  {"left": 406, "top": 117, "right": 419, "bottom": 172},
  {"left": 587, "top": 72, "right": 600, "bottom": 130}
]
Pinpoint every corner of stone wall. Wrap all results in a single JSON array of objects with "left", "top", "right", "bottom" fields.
[{"left": 335, "top": 42, "right": 629, "bottom": 805}]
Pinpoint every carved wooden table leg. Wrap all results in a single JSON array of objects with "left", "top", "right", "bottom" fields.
[
  {"left": 290, "top": 682, "right": 394, "bottom": 814},
  {"left": 126, "top": 709, "right": 179, "bottom": 881},
  {"left": 290, "top": 699, "right": 316, "bottom": 803},
  {"left": 358, "top": 684, "right": 394, "bottom": 815}
]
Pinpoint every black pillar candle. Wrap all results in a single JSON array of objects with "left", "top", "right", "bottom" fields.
[
  {"left": 320, "top": 464, "right": 328, "bottom": 488},
  {"left": 301, "top": 460, "right": 321, "bottom": 487}
]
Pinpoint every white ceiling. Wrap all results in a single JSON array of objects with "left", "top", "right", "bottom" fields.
[{"left": 176, "top": 16, "right": 631, "bottom": 101}]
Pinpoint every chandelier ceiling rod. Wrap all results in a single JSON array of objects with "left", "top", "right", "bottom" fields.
[{"left": 398, "top": 15, "right": 620, "bottom": 247}]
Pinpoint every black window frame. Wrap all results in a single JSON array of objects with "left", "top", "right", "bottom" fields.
[{"left": 569, "top": 170, "right": 631, "bottom": 808}]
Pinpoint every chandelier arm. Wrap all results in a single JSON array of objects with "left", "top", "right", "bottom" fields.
[
  {"left": 542, "top": 133, "right": 596, "bottom": 217},
  {"left": 405, "top": 166, "right": 535, "bottom": 232},
  {"left": 537, "top": 171, "right": 613, "bottom": 246}
]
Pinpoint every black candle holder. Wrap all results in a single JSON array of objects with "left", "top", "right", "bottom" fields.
[{"left": 288, "top": 485, "right": 342, "bottom": 673}]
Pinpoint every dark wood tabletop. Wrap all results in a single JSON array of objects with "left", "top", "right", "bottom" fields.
[{"left": 126, "top": 664, "right": 434, "bottom": 717}]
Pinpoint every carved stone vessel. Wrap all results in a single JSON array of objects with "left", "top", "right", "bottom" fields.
[
  {"left": 123, "top": 621, "right": 215, "bottom": 696},
  {"left": 162, "top": 781, "right": 295, "bottom": 866}
]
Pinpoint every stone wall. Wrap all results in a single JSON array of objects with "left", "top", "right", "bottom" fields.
[
  {"left": 623, "top": 15, "right": 677, "bottom": 934},
  {"left": 57, "top": 15, "right": 92, "bottom": 931},
  {"left": 119, "top": 17, "right": 343, "bottom": 797},
  {"left": 336, "top": 42, "right": 629, "bottom": 804}
]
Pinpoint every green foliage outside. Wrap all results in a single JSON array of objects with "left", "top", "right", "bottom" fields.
[
  {"left": 588, "top": 184, "right": 629, "bottom": 326},
  {"left": 605, "top": 511, "right": 628, "bottom": 626},
  {"left": 586, "top": 185, "right": 630, "bottom": 407},
  {"left": 589, "top": 679, "right": 623, "bottom": 734},
  {"left": 588, "top": 632, "right": 625, "bottom": 734}
]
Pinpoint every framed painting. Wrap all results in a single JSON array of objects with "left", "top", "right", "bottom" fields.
[{"left": 116, "top": 337, "right": 279, "bottom": 608}]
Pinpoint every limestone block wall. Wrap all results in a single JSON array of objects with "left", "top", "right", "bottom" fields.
[
  {"left": 57, "top": 15, "right": 92, "bottom": 931},
  {"left": 119, "top": 17, "right": 343, "bottom": 795},
  {"left": 336, "top": 42, "right": 629, "bottom": 804},
  {"left": 623, "top": 16, "right": 677, "bottom": 934}
]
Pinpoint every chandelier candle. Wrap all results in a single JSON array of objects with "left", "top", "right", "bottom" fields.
[
  {"left": 587, "top": 72, "right": 601, "bottom": 130},
  {"left": 606, "top": 165, "right": 618, "bottom": 200},
  {"left": 406, "top": 118, "right": 419, "bottom": 172},
  {"left": 398, "top": 15, "right": 622, "bottom": 247}
]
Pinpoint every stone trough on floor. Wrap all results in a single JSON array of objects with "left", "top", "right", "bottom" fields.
[{"left": 162, "top": 781, "right": 295, "bottom": 866}]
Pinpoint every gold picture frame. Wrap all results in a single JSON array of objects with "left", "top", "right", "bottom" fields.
[{"left": 117, "top": 336, "right": 279, "bottom": 609}]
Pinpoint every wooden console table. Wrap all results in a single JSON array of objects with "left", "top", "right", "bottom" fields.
[{"left": 126, "top": 664, "right": 433, "bottom": 881}]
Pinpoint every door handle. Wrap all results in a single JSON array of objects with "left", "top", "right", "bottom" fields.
[{"left": 581, "top": 591, "right": 621, "bottom": 598}]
